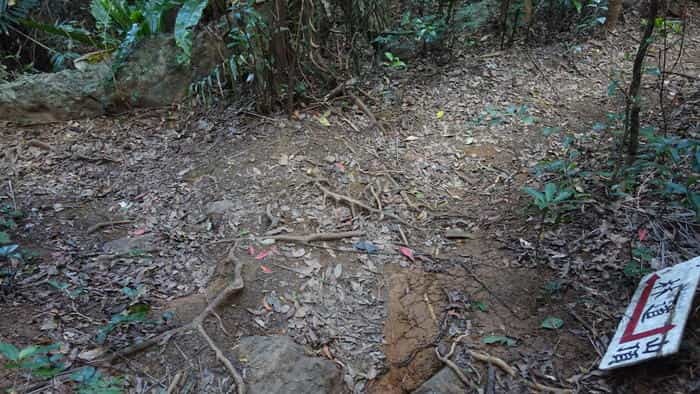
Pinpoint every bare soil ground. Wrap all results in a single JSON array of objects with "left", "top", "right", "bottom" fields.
[{"left": 1, "top": 13, "right": 699, "bottom": 394}]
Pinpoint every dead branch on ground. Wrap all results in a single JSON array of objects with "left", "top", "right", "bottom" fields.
[
  {"left": 100, "top": 248, "right": 246, "bottom": 394},
  {"left": 263, "top": 230, "right": 364, "bottom": 243},
  {"left": 87, "top": 220, "right": 133, "bottom": 234}
]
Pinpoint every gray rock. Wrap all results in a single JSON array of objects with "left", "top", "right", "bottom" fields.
[
  {"left": 205, "top": 200, "right": 236, "bottom": 216},
  {"left": 0, "top": 63, "right": 111, "bottom": 124},
  {"left": 103, "top": 234, "right": 155, "bottom": 254},
  {"left": 234, "top": 336, "right": 344, "bottom": 394},
  {"left": 413, "top": 367, "right": 465, "bottom": 394},
  {"left": 0, "top": 32, "right": 225, "bottom": 124}
]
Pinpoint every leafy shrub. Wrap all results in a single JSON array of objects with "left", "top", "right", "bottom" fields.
[
  {"left": 90, "top": 0, "right": 210, "bottom": 66},
  {"left": 0, "top": 342, "right": 65, "bottom": 378}
]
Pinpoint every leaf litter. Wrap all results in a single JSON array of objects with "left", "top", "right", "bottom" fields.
[{"left": 1, "top": 16, "right": 699, "bottom": 394}]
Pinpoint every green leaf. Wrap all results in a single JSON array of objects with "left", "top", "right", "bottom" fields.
[
  {"left": 543, "top": 280, "right": 562, "bottom": 294},
  {"left": 18, "top": 18, "right": 102, "bottom": 47},
  {"left": 33, "top": 365, "right": 64, "bottom": 378},
  {"left": 90, "top": 0, "right": 112, "bottom": 31},
  {"left": 18, "top": 345, "right": 40, "bottom": 360},
  {"left": 665, "top": 181, "right": 687, "bottom": 195},
  {"left": 0, "top": 244, "right": 19, "bottom": 258},
  {"left": 523, "top": 187, "right": 547, "bottom": 209},
  {"left": 541, "top": 316, "right": 564, "bottom": 330},
  {"left": 96, "top": 0, "right": 132, "bottom": 31},
  {"left": 521, "top": 116, "right": 536, "bottom": 126},
  {"left": 542, "top": 126, "right": 561, "bottom": 136},
  {"left": 482, "top": 335, "right": 517, "bottom": 347},
  {"left": 48, "top": 280, "right": 70, "bottom": 291},
  {"left": 645, "top": 67, "right": 661, "bottom": 76},
  {"left": 572, "top": 0, "right": 582, "bottom": 13},
  {"left": 553, "top": 190, "right": 573, "bottom": 203},
  {"left": 174, "top": 0, "right": 208, "bottom": 64},
  {"left": 0, "top": 342, "right": 20, "bottom": 361},
  {"left": 0, "top": 218, "right": 16, "bottom": 229},
  {"left": 0, "top": 231, "right": 10, "bottom": 244},
  {"left": 472, "top": 300, "right": 488, "bottom": 312},
  {"left": 544, "top": 183, "right": 557, "bottom": 202},
  {"left": 71, "top": 366, "right": 97, "bottom": 383},
  {"left": 689, "top": 191, "right": 700, "bottom": 215},
  {"left": 143, "top": 0, "right": 178, "bottom": 34}
]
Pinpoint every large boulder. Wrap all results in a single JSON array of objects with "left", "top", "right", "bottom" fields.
[
  {"left": 0, "top": 63, "right": 111, "bottom": 124},
  {"left": 0, "top": 32, "right": 225, "bottom": 124},
  {"left": 234, "top": 336, "right": 344, "bottom": 394}
]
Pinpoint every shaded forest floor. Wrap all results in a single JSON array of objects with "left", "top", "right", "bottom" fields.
[{"left": 1, "top": 13, "right": 699, "bottom": 394}]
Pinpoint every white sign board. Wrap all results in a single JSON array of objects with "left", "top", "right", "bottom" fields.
[{"left": 599, "top": 256, "right": 700, "bottom": 370}]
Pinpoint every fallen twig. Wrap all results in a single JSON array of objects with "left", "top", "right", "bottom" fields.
[
  {"left": 167, "top": 371, "right": 184, "bottom": 394},
  {"left": 263, "top": 231, "right": 364, "bottom": 243},
  {"left": 26, "top": 139, "right": 53, "bottom": 151},
  {"left": 369, "top": 185, "right": 383, "bottom": 220},
  {"left": 87, "top": 220, "right": 133, "bottom": 234}
]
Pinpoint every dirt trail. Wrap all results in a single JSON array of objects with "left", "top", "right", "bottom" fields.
[{"left": 1, "top": 15, "right": 700, "bottom": 394}]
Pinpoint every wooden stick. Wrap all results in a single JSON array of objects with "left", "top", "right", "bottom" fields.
[
  {"left": 166, "top": 371, "right": 183, "bottom": 394},
  {"left": 87, "top": 220, "right": 133, "bottom": 234},
  {"left": 263, "top": 231, "right": 364, "bottom": 243},
  {"left": 26, "top": 139, "right": 53, "bottom": 151},
  {"left": 370, "top": 185, "right": 383, "bottom": 220}
]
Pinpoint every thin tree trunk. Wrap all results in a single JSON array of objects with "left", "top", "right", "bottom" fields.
[
  {"left": 605, "top": 0, "right": 624, "bottom": 31},
  {"left": 523, "top": 0, "right": 533, "bottom": 25},
  {"left": 499, "top": 0, "right": 511, "bottom": 49},
  {"left": 626, "top": 0, "right": 660, "bottom": 164}
]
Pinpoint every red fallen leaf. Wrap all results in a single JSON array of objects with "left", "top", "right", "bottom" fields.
[
  {"left": 248, "top": 245, "right": 256, "bottom": 256},
  {"left": 638, "top": 228, "right": 648, "bottom": 241},
  {"left": 399, "top": 246, "right": 415, "bottom": 262},
  {"left": 262, "top": 299, "right": 272, "bottom": 311},
  {"left": 260, "top": 265, "right": 273, "bottom": 274},
  {"left": 130, "top": 228, "right": 146, "bottom": 236}
]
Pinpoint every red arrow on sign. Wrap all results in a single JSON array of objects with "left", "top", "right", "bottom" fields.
[{"left": 620, "top": 273, "right": 675, "bottom": 343}]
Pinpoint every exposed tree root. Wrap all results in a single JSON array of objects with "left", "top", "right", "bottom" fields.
[
  {"left": 347, "top": 91, "right": 386, "bottom": 133},
  {"left": 101, "top": 248, "right": 246, "bottom": 394},
  {"left": 263, "top": 230, "right": 364, "bottom": 243},
  {"left": 437, "top": 335, "right": 573, "bottom": 393},
  {"left": 316, "top": 182, "right": 414, "bottom": 227},
  {"left": 435, "top": 334, "right": 481, "bottom": 391}
]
